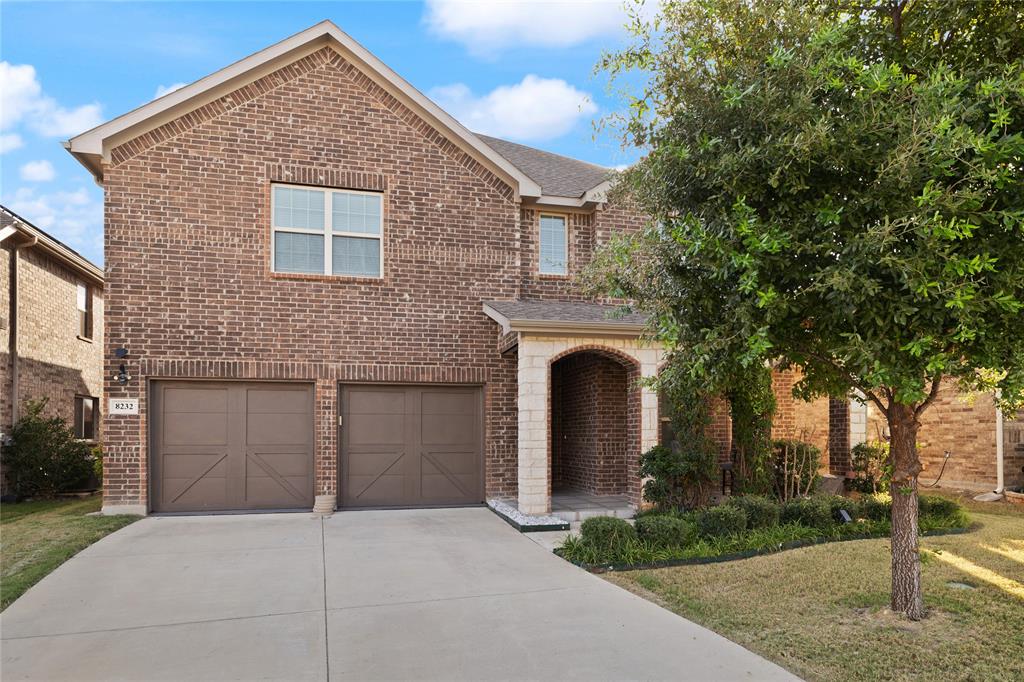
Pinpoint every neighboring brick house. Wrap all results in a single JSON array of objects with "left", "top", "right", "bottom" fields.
[{"left": 0, "top": 206, "right": 105, "bottom": 465}]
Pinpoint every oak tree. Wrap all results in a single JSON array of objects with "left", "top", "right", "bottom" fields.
[{"left": 596, "top": 0, "right": 1024, "bottom": 619}]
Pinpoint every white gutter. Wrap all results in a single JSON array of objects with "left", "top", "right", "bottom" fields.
[{"left": 995, "top": 389, "right": 1004, "bottom": 494}]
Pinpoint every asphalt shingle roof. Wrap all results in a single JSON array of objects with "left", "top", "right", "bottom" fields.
[
  {"left": 475, "top": 134, "right": 613, "bottom": 198},
  {"left": 484, "top": 300, "right": 648, "bottom": 327}
]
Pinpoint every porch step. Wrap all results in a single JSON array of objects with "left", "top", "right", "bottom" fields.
[{"left": 550, "top": 507, "right": 635, "bottom": 522}]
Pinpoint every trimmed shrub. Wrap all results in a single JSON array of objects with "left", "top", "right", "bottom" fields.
[
  {"left": 781, "top": 496, "right": 834, "bottom": 530},
  {"left": 818, "top": 494, "right": 861, "bottom": 524},
  {"left": 724, "top": 495, "right": 780, "bottom": 529},
  {"left": 697, "top": 505, "right": 747, "bottom": 537},
  {"left": 635, "top": 515, "right": 696, "bottom": 548},
  {"left": 861, "top": 493, "right": 892, "bottom": 522},
  {"left": 849, "top": 441, "right": 890, "bottom": 494},
  {"left": 3, "top": 399, "right": 95, "bottom": 498},
  {"left": 919, "top": 495, "right": 962, "bottom": 519},
  {"left": 639, "top": 443, "right": 717, "bottom": 511},
  {"left": 580, "top": 516, "right": 637, "bottom": 552}
]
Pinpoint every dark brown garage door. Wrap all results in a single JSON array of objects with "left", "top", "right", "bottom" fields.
[
  {"left": 340, "top": 385, "right": 483, "bottom": 508},
  {"left": 151, "top": 381, "right": 314, "bottom": 513}
]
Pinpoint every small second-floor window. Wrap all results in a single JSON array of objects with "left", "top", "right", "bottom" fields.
[
  {"left": 76, "top": 283, "right": 93, "bottom": 339},
  {"left": 539, "top": 214, "right": 567, "bottom": 275},
  {"left": 74, "top": 395, "right": 98, "bottom": 440},
  {"left": 272, "top": 184, "right": 383, "bottom": 277}
]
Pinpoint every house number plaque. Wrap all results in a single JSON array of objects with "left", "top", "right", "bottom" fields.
[{"left": 108, "top": 398, "right": 139, "bottom": 415}]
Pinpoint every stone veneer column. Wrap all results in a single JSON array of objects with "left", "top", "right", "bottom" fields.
[
  {"left": 516, "top": 334, "right": 663, "bottom": 516},
  {"left": 849, "top": 396, "right": 868, "bottom": 447}
]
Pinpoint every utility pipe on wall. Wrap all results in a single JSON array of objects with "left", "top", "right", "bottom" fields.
[
  {"left": 8, "top": 243, "right": 18, "bottom": 427},
  {"left": 995, "top": 389, "right": 1004, "bottom": 494}
]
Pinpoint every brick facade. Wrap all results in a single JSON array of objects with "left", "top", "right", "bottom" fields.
[
  {"left": 0, "top": 239, "right": 104, "bottom": 451},
  {"left": 551, "top": 351, "right": 629, "bottom": 495},
  {"left": 863, "top": 383, "right": 1024, "bottom": 491},
  {"left": 98, "top": 43, "right": 647, "bottom": 512}
]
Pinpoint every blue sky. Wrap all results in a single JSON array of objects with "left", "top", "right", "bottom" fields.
[{"left": 0, "top": 1, "right": 647, "bottom": 265}]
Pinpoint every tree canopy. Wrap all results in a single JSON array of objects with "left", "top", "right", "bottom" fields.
[{"left": 594, "top": 0, "right": 1024, "bottom": 619}]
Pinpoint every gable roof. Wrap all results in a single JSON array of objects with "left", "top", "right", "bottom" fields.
[
  {"left": 64, "top": 21, "right": 541, "bottom": 198},
  {"left": 476, "top": 135, "right": 614, "bottom": 199},
  {"left": 0, "top": 205, "right": 104, "bottom": 285}
]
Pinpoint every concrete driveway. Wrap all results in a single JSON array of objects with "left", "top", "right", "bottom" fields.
[{"left": 1, "top": 508, "right": 796, "bottom": 681}]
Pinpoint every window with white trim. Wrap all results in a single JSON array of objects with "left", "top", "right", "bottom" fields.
[
  {"left": 539, "top": 214, "right": 567, "bottom": 275},
  {"left": 271, "top": 184, "right": 383, "bottom": 277}
]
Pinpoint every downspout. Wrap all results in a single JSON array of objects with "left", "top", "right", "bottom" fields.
[
  {"left": 8, "top": 243, "right": 18, "bottom": 426},
  {"left": 995, "top": 389, "right": 1004, "bottom": 494}
]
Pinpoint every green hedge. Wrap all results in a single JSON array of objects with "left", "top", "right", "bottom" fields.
[
  {"left": 724, "top": 495, "right": 780, "bottom": 529},
  {"left": 559, "top": 494, "right": 969, "bottom": 567},
  {"left": 635, "top": 515, "right": 696, "bottom": 547}
]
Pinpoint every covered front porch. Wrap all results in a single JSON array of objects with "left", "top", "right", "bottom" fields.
[{"left": 484, "top": 300, "right": 664, "bottom": 517}]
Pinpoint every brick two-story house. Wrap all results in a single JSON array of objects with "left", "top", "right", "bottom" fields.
[
  {"left": 1, "top": 206, "right": 105, "bottom": 458},
  {"left": 64, "top": 21, "right": 670, "bottom": 516},
  {"left": 64, "top": 21, "right": 1016, "bottom": 517}
]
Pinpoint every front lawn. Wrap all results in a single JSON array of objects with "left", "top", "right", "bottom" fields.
[
  {"left": 1, "top": 495, "right": 139, "bottom": 610},
  {"left": 605, "top": 493, "right": 1024, "bottom": 682}
]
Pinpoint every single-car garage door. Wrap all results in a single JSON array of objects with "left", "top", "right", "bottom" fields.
[
  {"left": 151, "top": 381, "right": 314, "bottom": 513},
  {"left": 340, "top": 385, "right": 483, "bottom": 508}
]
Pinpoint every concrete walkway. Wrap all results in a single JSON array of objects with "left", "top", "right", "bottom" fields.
[{"left": 1, "top": 508, "right": 797, "bottom": 681}]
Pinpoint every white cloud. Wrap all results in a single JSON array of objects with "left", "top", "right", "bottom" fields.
[
  {"left": 5, "top": 186, "right": 103, "bottom": 260},
  {"left": 0, "top": 133, "right": 23, "bottom": 153},
  {"left": 0, "top": 62, "right": 104, "bottom": 138},
  {"left": 430, "top": 75, "right": 597, "bottom": 141},
  {"left": 154, "top": 82, "right": 187, "bottom": 99},
  {"left": 424, "top": 0, "right": 646, "bottom": 55},
  {"left": 19, "top": 160, "right": 56, "bottom": 182}
]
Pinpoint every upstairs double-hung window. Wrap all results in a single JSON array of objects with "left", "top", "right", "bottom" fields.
[
  {"left": 272, "top": 184, "right": 383, "bottom": 277},
  {"left": 539, "top": 214, "right": 568, "bottom": 275}
]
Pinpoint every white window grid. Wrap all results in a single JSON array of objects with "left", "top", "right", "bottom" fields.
[{"left": 271, "top": 182, "right": 384, "bottom": 278}]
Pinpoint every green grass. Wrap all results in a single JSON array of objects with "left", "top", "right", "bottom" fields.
[
  {"left": 1, "top": 496, "right": 139, "bottom": 610},
  {"left": 605, "top": 492, "right": 1024, "bottom": 682}
]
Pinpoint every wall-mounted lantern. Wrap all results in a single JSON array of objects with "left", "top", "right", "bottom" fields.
[{"left": 112, "top": 347, "right": 132, "bottom": 385}]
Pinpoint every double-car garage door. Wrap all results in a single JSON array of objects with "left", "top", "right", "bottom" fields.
[{"left": 150, "top": 381, "right": 483, "bottom": 513}]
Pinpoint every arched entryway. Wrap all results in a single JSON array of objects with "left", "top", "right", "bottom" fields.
[{"left": 549, "top": 347, "right": 642, "bottom": 512}]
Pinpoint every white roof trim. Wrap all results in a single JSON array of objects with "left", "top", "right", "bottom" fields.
[
  {"left": 1, "top": 209, "right": 104, "bottom": 283},
  {"left": 64, "top": 21, "right": 542, "bottom": 197}
]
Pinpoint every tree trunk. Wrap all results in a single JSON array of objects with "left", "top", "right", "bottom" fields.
[{"left": 887, "top": 402, "right": 924, "bottom": 620}]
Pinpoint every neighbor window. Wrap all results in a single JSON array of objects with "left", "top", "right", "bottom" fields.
[
  {"left": 76, "top": 283, "right": 93, "bottom": 339},
  {"left": 74, "top": 395, "right": 98, "bottom": 440},
  {"left": 539, "top": 214, "right": 567, "bottom": 275},
  {"left": 272, "top": 184, "right": 382, "bottom": 277}
]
